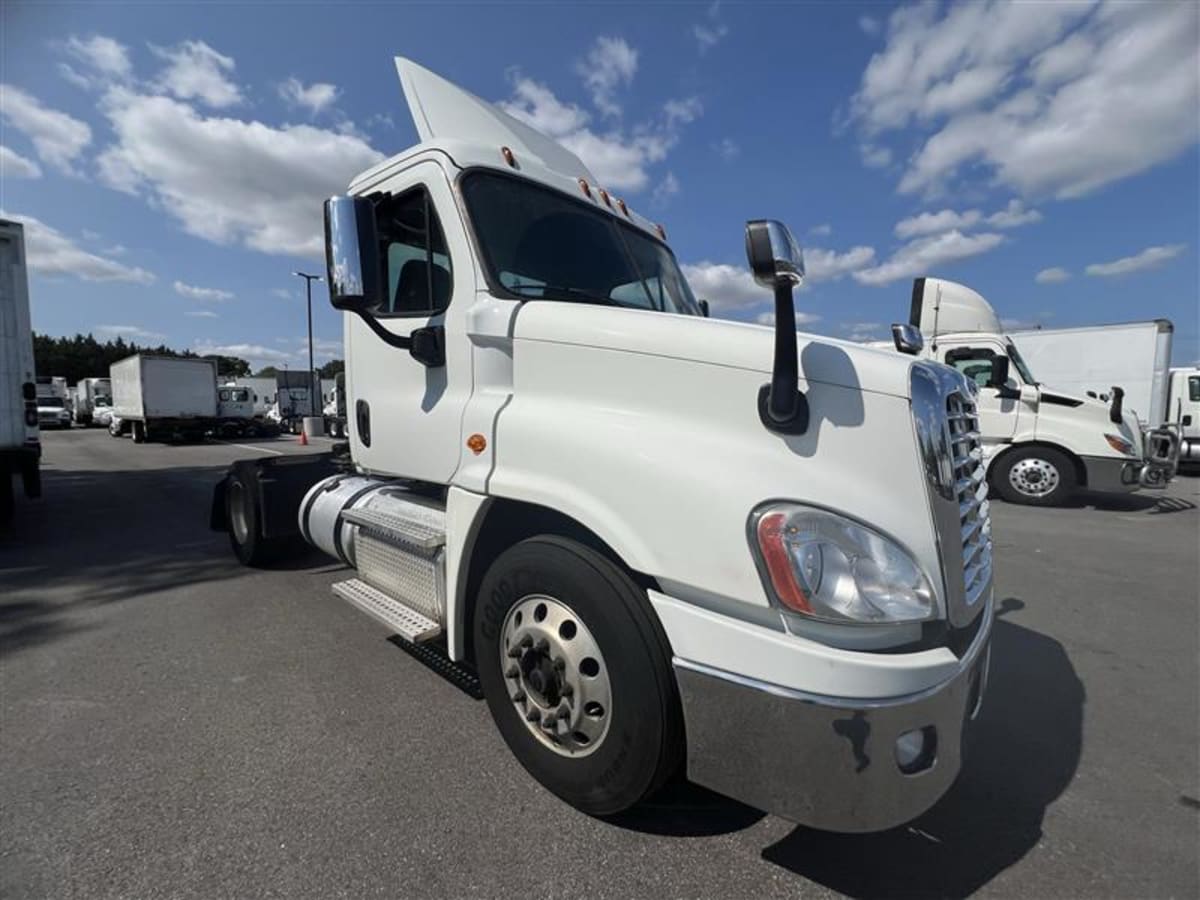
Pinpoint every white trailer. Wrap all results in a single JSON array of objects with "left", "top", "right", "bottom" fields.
[
  {"left": 0, "top": 219, "right": 41, "bottom": 522},
  {"left": 73, "top": 377, "right": 112, "bottom": 426},
  {"left": 110, "top": 355, "right": 219, "bottom": 443},
  {"left": 1008, "top": 321, "right": 1174, "bottom": 427},
  {"left": 211, "top": 59, "right": 995, "bottom": 833}
]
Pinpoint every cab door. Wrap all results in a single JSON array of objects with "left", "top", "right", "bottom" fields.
[
  {"left": 346, "top": 160, "right": 474, "bottom": 483},
  {"left": 941, "top": 342, "right": 1020, "bottom": 444}
]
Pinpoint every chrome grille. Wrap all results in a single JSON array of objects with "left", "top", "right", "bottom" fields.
[{"left": 946, "top": 392, "right": 992, "bottom": 609}]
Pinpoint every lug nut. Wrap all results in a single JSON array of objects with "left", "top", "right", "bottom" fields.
[
  {"left": 511, "top": 689, "right": 525, "bottom": 703},
  {"left": 526, "top": 709, "right": 540, "bottom": 722},
  {"left": 519, "top": 635, "right": 533, "bottom": 649},
  {"left": 561, "top": 683, "right": 573, "bottom": 698},
  {"left": 535, "top": 638, "right": 550, "bottom": 653},
  {"left": 552, "top": 657, "right": 566, "bottom": 671},
  {"left": 555, "top": 703, "right": 571, "bottom": 720},
  {"left": 505, "top": 664, "right": 519, "bottom": 679}
]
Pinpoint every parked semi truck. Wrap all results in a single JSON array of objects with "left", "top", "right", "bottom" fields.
[
  {"left": 0, "top": 219, "right": 41, "bottom": 523},
  {"left": 72, "top": 377, "right": 113, "bottom": 426},
  {"left": 1169, "top": 366, "right": 1200, "bottom": 463},
  {"left": 110, "top": 355, "right": 221, "bottom": 443},
  {"left": 1008, "top": 320, "right": 1174, "bottom": 427},
  {"left": 212, "top": 59, "right": 993, "bottom": 832},
  {"left": 878, "top": 277, "right": 1179, "bottom": 506}
]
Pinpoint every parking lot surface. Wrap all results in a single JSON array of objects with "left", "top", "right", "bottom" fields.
[{"left": 2, "top": 429, "right": 1198, "bottom": 899}]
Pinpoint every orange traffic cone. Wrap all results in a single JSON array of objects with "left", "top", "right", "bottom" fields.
[{"left": 299, "top": 426, "right": 308, "bottom": 446}]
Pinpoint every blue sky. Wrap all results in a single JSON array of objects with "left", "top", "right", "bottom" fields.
[{"left": 2, "top": 0, "right": 1197, "bottom": 370}]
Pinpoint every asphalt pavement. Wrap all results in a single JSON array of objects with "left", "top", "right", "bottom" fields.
[{"left": 2, "top": 429, "right": 1197, "bottom": 899}]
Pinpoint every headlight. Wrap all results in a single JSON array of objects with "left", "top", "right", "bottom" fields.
[
  {"left": 750, "top": 504, "right": 937, "bottom": 624},
  {"left": 1104, "top": 433, "right": 1135, "bottom": 456}
]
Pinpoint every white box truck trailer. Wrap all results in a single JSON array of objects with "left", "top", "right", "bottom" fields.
[
  {"left": 1008, "top": 321, "right": 1174, "bottom": 427},
  {"left": 0, "top": 219, "right": 41, "bottom": 523},
  {"left": 110, "top": 355, "right": 219, "bottom": 443},
  {"left": 210, "top": 59, "right": 994, "bottom": 833},
  {"left": 73, "top": 377, "right": 113, "bottom": 426}
]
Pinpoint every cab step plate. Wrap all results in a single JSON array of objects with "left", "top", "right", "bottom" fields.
[{"left": 332, "top": 577, "right": 442, "bottom": 643}]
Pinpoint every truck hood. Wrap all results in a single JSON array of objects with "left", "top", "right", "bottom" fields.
[
  {"left": 512, "top": 301, "right": 915, "bottom": 399},
  {"left": 1034, "top": 384, "right": 1143, "bottom": 452}
]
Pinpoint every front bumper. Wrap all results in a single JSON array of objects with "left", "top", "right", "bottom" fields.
[{"left": 674, "top": 604, "right": 993, "bottom": 833}]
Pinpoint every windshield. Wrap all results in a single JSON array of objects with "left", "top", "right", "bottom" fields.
[
  {"left": 40, "top": 398, "right": 64, "bottom": 408},
  {"left": 1007, "top": 341, "right": 1037, "bottom": 384},
  {"left": 461, "top": 171, "right": 700, "bottom": 315}
]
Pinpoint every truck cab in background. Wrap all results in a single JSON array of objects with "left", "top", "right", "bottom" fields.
[
  {"left": 35, "top": 377, "right": 72, "bottom": 430},
  {"left": 896, "top": 277, "right": 1178, "bottom": 505},
  {"left": 212, "top": 58, "right": 994, "bottom": 833},
  {"left": 1169, "top": 367, "right": 1200, "bottom": 464},
  {"left": 73, "top": 377, "right": 113, "bottom": 426}
]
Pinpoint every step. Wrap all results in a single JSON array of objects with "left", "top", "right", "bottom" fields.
[
  {"left": 332, "top": 578, "right": 442, "bottom": 643},
  {"left": 341, "top": 505, "right": 445, "bottom": 551}
]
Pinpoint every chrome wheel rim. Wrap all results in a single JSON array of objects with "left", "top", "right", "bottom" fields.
[
  {"left": 229, "top": 481, "right": 250, "bottom": 544},
  {"left": 500, "top": 594, "right": 611, "bottom": 758},
  {"left": 1009, "top": 457, "right": 1060, "bottom": 497}
]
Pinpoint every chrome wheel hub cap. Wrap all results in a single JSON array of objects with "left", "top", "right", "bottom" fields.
[
  {"left": 500, "top": 594, "right": 611, "bottom": 757},
  {"left": 1009, "top": 457, "right": 1060, "bottom": 497}
]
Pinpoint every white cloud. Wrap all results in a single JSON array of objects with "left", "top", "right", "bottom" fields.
[
  {"left": 853, "top": 2, "right": 1200, "bottom": 199},
  {"left": 854, "top": 230, "right": 1005, "bottom": 286},
  {"left": 1, "top": 210, "right": 154, "bottom": 283},
  {"left": 58, "top": 63, "right": 94, "bottom": 90},
  {"left": 713, "top": 137, "right": 739, "bottom": 160},
  {"left": 681, "top": 262, "right": 762, "bottom": 312},
  {"left": 809, "top": 223, "right": 833, "bottom": 237},
  {"left": 500, "top": 74, "right": 697, "bottom": 193},
  {"left": 1, "top": 145, "right": 41, "bottom": 178},
  {"left": 860, "top": 143, "right": 892, "bottom": 168},
  {"left": 859, "top": 15, "right": 881, "bottom": 36},
  {"left": 271, "top": 288, "right": 294, "bottom": 299},
  {"left": 279, "top": 78, "right": 340, "bottom": 116},
  {"left": 65, "top": 35, "right": 132, "bottom": 81},
  {"left": 174, "top": 280, "right": 234, "bottom": 301},
  {"left": 577, "top": 36, "right": 637, "bottom": 118},
  {"left": 96, "top": 87, "right": 383, "bottom": 257},
  {"left": 1085, "top": 244, "right": 1185, "bottom": 277},
  {"left": 652, "top": 171, "right": 680, "bottom": 206},
  {"left": 1035, "top": 266, "right": 1071, "bottom": 284},
  {"left": 805, "top": 246, "right": 877, "bottom": 282},
  {"left": 756, "top": 310, "right": 821, "bottom": 327},
  {"left": 194, "top": 341, "right": 294, "bottom": 365},
  {"left": 986, "top": 199, "right": 1042, "bottom": 228},
  {"left": 844, "top": 322, "right": 886, "bottom": 342},
  {"left": 0, "top": 85, "right": 92, "bottom": 173},
  {"left": 185, "top": 310, "right": 219, "bottom": 318},
  {"left": 895, "top": 208, "right": 982, "bottom": 239},
  {"left": 95, "top": 324, "right": 165, "bottom": 341},
  {"left": 151, "top": 40, "right": 242, "bottom": 108},
  {"left": 693, "top": 1, "right": 729, "bottom": 53}
]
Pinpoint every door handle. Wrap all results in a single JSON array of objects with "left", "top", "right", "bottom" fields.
[{"left": 356, "top": 400, "right": 371, "bottom": 447}]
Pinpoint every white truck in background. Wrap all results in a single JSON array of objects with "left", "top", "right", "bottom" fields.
[
  {"left": 0, "top": 219, "right": 41, "bottom": 523},
  {"left": 223, "top": 377, "right": 277, "bottom": 416},
  {"left": 884, "top": 277, "right": 1178, "bottom": 505},
  {"left": 110, "top": 355, "right": 221, "bottom": 443},
  {"left": 35, "top": 376, "right": 72, "bottom": 430},
  {"left": 211, "top": 59, "right": 994, "bottom": 833},
  {"left": 1169, "top": 366, "right": 1200, "bottom": 463},
  {"left": 271, "top": 370, "right": 320, "bottom": 434},
  {"left": 1008, "top": 321, "right": 1174, "bottom": 427},
  {"left": 72, "top": 377, "right": 113, "bottom": 426}
]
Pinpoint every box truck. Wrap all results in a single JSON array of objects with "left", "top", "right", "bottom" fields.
[
  {"left": 210, "top": 59, "right": 994, "bottom": 833},
  {"left": 1008, "top": 321, "right": 1174, "bottom": 427},
  {"left": 110, "top": 355, "right": 219, "bottom": 443},
  {"left": 72, "top": 377, "right": 113, "bottom": 426},
  {"left": 0, "top": 219, "right": 41, "bottom": 523},
  {"left": 877, "top": 278, "right": 1179, "bottom": 505}
]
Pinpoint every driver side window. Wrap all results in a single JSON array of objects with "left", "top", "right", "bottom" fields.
[
  {"left": 377, "top": 186, "right": 453, "bottom": 317},
  {"left": 945, "top": 347, "right": 998, "bottom": 388}
]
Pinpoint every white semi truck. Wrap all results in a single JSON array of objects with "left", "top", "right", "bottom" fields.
[
  {"left": 882, "top": 277, "right": 1179, "bottom": 506},
  {"left": 1008, "top": 321, "right": 1174, "bottom": 428},
  {"left": 1169, "top": 366, "right": 1200, "bottom": 463},
  {"left": 72, "top": 377, "right": 113, "bottom": 426},
  {"left": 0, "top": 219, "right": 41, "bottom": 523},
  {"left": 211, "top": 59, "right": 994, "bottom": 832}
]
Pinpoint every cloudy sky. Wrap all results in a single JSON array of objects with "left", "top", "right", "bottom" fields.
[{"left": 2, "top": 0, "right": 1197, "bottom": 369}]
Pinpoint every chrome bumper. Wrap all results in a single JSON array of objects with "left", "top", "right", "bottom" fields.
[{"left": 674, "top": 606, "right": 993, "bottom": 833}]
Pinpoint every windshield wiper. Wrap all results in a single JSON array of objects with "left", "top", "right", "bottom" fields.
[{"left": 506, "top": 283, "right": 622, "bottom": 308}]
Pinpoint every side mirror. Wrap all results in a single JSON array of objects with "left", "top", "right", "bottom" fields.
[
  {"left": 745, "top": 220, "right": 808, "bottom": 435},
  {"left": 891, "top": 323, "right": 923, "bottom": 355},
  {"left": 323, "top": 195, "right": 382, "bottom": 312},
  {"left": 698, "top": 298, "right": 710, "bottom": 318},
  {"left": 988, "top": 355, "right": 1010, "bottom": 388}
]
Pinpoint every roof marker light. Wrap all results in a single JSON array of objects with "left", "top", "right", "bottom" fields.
[
  {"left": 500, "top": 146, "right": 517, "bottom": 168},
  {"left": 598, "top": 188, "right": 612, "bottom": 208},
  {"left": 656, "top": 223, "right": 667, "bottom": 240},
  {"left": 616, "top": 198, "right": 630, "bottom": 218},
  {"left": 578, "top": 178, "right": 593, "bottom": 199}
]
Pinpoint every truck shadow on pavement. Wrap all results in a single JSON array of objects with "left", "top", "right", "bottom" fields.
[
  {"left": 1052, "top": 489, "right": 1197, "bottom": 514},
  {"left": 761, "top": 598, "right": 1084, "bottom": 899}
]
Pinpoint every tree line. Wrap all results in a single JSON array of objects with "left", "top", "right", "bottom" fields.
[{"left": 33, "top": 332, "right": 344, "bottom": 385}]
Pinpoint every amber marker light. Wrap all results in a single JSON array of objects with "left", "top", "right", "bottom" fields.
[
  {"left": 467, "top": 433, "right": 487, "bottom": 455},
  {"left": 500, "top": 146, "right": 517, "bottom": 168}
]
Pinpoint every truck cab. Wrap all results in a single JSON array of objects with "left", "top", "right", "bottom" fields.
[
  {"left": 1169, "top": 366, "right": 1200, "bottom": 463},
  {"left": 212, "top": 58, "right": 994, "bottom": 832},
  {"left": 899, "top": 277, "right": 1178, "bottom": 505}
]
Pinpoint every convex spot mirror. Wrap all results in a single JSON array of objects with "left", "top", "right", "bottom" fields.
[
  {"left": 745, "top": 220, "right": 805, "bottom": 288},
  {"left": 324, "top": 195, "right": 382, "bottom": 313}
]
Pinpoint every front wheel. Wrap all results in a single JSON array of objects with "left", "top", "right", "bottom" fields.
[
  {"left": 474, "top": 536, "right": 683, "bottom": 817},
  {"left": 991, "top": 446, "right": 1077, "bottom": 506}
]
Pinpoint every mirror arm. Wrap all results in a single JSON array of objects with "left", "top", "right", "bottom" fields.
[
  {"left": 759, "top": 281, "right": 809, "bottom": 435},
  {"left": 353, "top": 310, "right": 445, "bottom": 368}
]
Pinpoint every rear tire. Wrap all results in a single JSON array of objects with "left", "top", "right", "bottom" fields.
[
  {"left": 991, "top": 446, "right": 1077, "bottom": 506},
  {"left": 131, "top": 421, "right": 146, "bottom": 444},
  {"left": 0, "top": 475, "right": 13, "bottom": 526},
  {"left": 224, "top": 473, "right": 302, "bottom": 567},
  {"left": 474, "top": 536, "right": 683, "bottom": 817}
]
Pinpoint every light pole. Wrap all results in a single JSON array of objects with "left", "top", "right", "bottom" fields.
[{"left": 292, "top": 271, "right": 322, "bottom": 419}]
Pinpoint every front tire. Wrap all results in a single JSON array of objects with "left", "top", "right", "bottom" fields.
[
  {"left": 991, "top": 446, "right": 1077, "bottom": 506},
  {"left": 474, "top": 536, "right": 683, "bottom": 817}
]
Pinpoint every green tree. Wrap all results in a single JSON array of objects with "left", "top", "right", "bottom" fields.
[
  {"left": 256, "top": 365, "right": 282, "bottom": 378},
  {"left": 317, "top": 359, "right": 344, "bottom": 379},
  {"left": 202, "top": 354, "right": 251, "bottom": 377}
]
